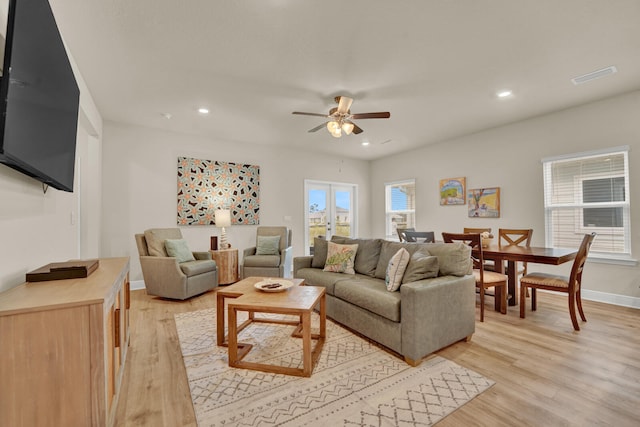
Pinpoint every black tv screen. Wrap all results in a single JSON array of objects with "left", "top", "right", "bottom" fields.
[{"left": 0, "top": 0, "right": 80, "bottom": 192}]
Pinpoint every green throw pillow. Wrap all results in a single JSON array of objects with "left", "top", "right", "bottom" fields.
[
  {"left": 256, "top": 235, "right": 281, "bottom": 255},
  {"left": 164, "top": 239, "right": 196, "bottom": 263}
]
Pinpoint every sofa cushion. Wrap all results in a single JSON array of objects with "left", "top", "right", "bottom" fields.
[
  {"left": 144, "top": 228, "right": 182, "bottom": 257},
  {"left": 179, "top": 259, "right": 217, "bottom": 276},
  {"left": 256, "top": 235, "right": 280, "bottom": 255},
  {"left": 402, "top": 251, "right": 439, "bottom": 284},
  {"left": 164, "top": 239, "right": 196, "bottom": 263},
  {"left": 386, "top": 248, "right": 410, "bottom": 291},
  {"left": 422, "top": 242, "right": 472, "bottom": 276},
  {"left": 311, "top": 237, "right": 328, "bottom": 268},
  {"left": 243, "top": 254, "right": 281, "bottom": 268},
  {"left": 331, "top": 236, "right": 382, "bottom": 277},
  {"left": 324, "top": 242, "right": 358, "bottom": 274},
  {"left": 334, "top": 278, "right": 402, "bottom": 322},
  {"left": 294, "top": 268, "right": 361, "bottom": 295},
  {"left": 374, "top": 241, "right": 430, "bottom": 279}
]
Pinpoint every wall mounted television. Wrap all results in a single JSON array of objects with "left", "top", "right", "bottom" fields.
[{"left": 0, "top": 0, "right": 80, "bottom": 192}]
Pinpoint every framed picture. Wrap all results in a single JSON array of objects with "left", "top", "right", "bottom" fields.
[
  {"left": 439, "top": 177, "right": 466, "bottom": 205},
  {"left": 468, "top": 187, "right": 500, "bottom": 218}
]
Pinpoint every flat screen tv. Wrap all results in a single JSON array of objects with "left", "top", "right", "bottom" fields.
[{"left": 0, "top": 0, "right": 80, "bottom": 192}]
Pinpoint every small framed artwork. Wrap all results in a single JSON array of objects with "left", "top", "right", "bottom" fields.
[
  {"left": 468, "top": 187, "right": 500, "bottom": 218},
  {"left": 439, "top": 177, "right": 466, "bottom": 205}
]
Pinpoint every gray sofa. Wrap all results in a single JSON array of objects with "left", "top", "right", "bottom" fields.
[{"left": 294, "top": 237, "right": 476, "bottom": 366}]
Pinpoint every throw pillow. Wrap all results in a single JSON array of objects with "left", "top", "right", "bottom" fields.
[
  {"left": 402, "top": 251, "right": 439, "bottom": 284},
  {"left": 164, "top": 239, "right": 196, "bottom": 263},
  {"left": 323, "top": 241, "right": 358, "bottom": 274},
  {"left": 256, "top": 235, "right": 281, "bottom": 255},
  {"left": 311, "top": 237, "right": 329, "bottom": 268},
  {"left": 385, "top": 248, "right": 411, "bottom": 291}
]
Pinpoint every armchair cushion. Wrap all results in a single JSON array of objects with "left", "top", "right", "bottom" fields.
[
  {"left": 256, "top": 235, "right": 281, "bottom": 255},
  {"left": 243, "top": 254, "right": 281, "bottom": 268},
  {"left": 144, "top": 228, "right": 182, "bottom": 257},
  {"left": 165, "top": 239, "right": 196, "bottom": 263},
  {"left": 179, "top": 259, "right": 217, "bottom": 276}
]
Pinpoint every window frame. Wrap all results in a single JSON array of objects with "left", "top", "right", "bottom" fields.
[
  {"left": 385, "top": 179, "right": 416, "bottom": 239},
  {"left": 542, "top": 146, "right": 633, "bottom": 264}
]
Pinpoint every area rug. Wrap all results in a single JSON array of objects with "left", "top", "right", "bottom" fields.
[{"left": 175, "top": 308, "right": 493, "bottom": 426}]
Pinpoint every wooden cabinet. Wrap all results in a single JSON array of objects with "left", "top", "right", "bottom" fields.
[
  {"left": 0, "top": 257, "right": 130, "bottom": 427},
  {"left": 209, "top": 248, "right": 239, "bottom": 284}
]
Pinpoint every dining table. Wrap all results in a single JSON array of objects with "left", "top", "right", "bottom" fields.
[{"left": 478, "top": 244, "right": 579, "bottom": 306}]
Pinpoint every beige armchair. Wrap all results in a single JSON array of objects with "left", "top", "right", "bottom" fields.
[
  {"left": 135, "top": 228, "right": 218, "bottom": 300},
  {"left": 241, "top": 226, "right": 292, "bottom": 278}
]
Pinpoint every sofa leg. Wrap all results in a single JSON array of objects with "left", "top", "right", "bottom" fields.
[
  {"left": 464, "top": 334, "right": 473, "bottom": 342},
  {"left": 404, "top": 356, "right": 422, "bottom": 367}
]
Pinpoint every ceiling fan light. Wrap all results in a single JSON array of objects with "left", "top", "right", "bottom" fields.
[
  {"left": 342, "top": 122, "right": 354, "bottom": 135},
  {"left": 327, "top": 120, "right": 340, "bottom": 132},
  {"left": 330, "top": 128, "right": 342, "bottom": 138}
]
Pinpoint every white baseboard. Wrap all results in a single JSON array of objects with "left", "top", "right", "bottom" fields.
[
  {"left": 130, "top": 279, "right": 146, "bottom": 291},
  {"left": 581, "top": 289, "right": 640, "bottom": 309}
]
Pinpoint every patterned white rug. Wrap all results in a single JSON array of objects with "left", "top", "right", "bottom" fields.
[{"left": 175, "top": 308, "right": 493, "bottom": 426}]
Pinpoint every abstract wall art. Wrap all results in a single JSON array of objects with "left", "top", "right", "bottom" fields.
[
  {"left": 439, "top": 177, "right": 466, "bottom": 205},
  {"left": 177, "top": 156, "right": 260, "bottom": 225},
  {"left": 468, "top": 187, "right": 500, "bottom": 218}
]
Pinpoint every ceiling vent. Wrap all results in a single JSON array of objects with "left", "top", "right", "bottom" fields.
[{"left": 571, "top": 66, "right": 617, "bottom": 85}]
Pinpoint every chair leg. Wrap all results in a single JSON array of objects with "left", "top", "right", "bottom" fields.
[
  {"left": 479, "top": 285, "right": 485, "bottom": 322},
  {"left": 531, "top": 288, "right": 537, "bottom": 311},
  {"left": 576, "top": 287, "right": 587, "bottom": 322},
  {"left": 500, "top": 285, "right": 507, "bottom": 314},
  {"left": 520, "top": 282, "right": 527, "bottom": 318},
  {"left": 568, "top": 291, "right": 580, "bottom": 331}
]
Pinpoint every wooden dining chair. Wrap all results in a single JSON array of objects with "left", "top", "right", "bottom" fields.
[
  {"left": 464, "top": 227, "right": 495, "bottom": 271},
  {"left": 519, "top": 232, "right": 596, "bottom": 331},
  {"left": 442, "top": 232, "right": 507, "bottom": 322},
  {"left": 403, "top": 231, "right": 435, "bottom": 243},
  {"left": 396, "top": 227, "right": 415, "bottom": 242},
  {"left": 499, "top": 228, "right": 533, "bottom": 295}
]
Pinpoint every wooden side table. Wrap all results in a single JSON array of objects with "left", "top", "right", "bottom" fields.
[{"left": 209, "top": 248, "right": 239, "bottom": 285}]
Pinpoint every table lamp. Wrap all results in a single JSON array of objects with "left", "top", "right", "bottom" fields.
[{"left": 215, "top": 209, "right": 232, "bottom": 249}]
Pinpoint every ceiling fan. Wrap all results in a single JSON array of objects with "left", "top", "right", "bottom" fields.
[{"left": 292, "top": 96, "right": 390, "bottom": 138}]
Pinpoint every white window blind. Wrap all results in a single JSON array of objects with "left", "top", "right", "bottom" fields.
[
  {"left": 542, "top": 147, "right": 631, "bottom": 257},
  {"left": 385, "top": 180, "right": 416, "bottom": 239}
]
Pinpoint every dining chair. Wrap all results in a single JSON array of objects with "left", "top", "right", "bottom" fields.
[
  {"left": 463, "top": 227, "right": 495, "bottom": 271},
  {"left": 396, "top": 227, "right": 415, "bottom": 242},
  {"left": 498, "top": 228, "right": 533, "bottom": 295},
  {"left": 403, "top": 231, "right": 435, "bottom": 243},
  {"left": 519, "top": 232, "right": 596, "bottom": 331},
  {"left": 442, "top": 232, "right": 507, "bottom": 322}
]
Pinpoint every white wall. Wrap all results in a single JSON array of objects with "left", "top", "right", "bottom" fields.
[
  {"left": 101, "top": 121, "right": 372, "bottom": 282},
  {"left": 0, "top": 3, "right": 102, "bottom": 292},
  {"left": 371, "top": 90, "right": 640, "bottom": 304}
]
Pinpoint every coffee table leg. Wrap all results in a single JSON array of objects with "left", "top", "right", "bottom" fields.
[
  {"left": 319, "top": 294, "right": 326, "bottom": 339},
  {"left": 216, "top": 294, "right": 226, "bottom": 346},
  {"left": 228, "top": 306, "right": 238, "bottom": 367},
  {"left": 302, "top": 311, "right": 311, "bottom": 376}
]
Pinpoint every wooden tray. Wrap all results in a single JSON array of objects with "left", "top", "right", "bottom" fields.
[{"left": 26, "top": 259, "right": 100, "bottom": 282}]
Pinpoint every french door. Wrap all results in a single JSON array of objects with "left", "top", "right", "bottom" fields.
[{"left": 304, "top": 180, "right": 357, "bottom": 255}]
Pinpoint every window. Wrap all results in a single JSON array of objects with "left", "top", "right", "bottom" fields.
[
  {"left": 385, "top": 179, "right": 415, "bottom": 239},
  {"left": 542, "top": 146, "right": 631, "bottom": 259}
]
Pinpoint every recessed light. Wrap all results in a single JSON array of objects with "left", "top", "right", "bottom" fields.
[
  {"left": 198, "top": 108, "right": 210, "bottom": 114},
  {"left": 496, "top": 90, "right": 513, "bottom": 98},
  {"left": 361, "top": 141, "right": 370, "bottom": 146}
]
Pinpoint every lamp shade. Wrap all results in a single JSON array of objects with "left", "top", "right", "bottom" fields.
[{"left": 215, "top": 209, "right": 231, "bottom": 227}]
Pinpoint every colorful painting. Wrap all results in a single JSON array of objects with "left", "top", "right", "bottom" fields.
[
  {"left": 177, "top": 157, "right": 260, "bottom": 225},
  {"left": 439, "top": 177, "right": 466, "bottom": 205},
  {"left": 468, "top": 187, "right": 500, "bottom": 218}
]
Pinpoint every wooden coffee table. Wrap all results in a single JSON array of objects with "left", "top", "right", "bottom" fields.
[{"left": 216, "top": 277, "right": 326, "bottom": 377}]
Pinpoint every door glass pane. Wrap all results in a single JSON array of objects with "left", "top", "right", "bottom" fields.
[
  {"left": 308, "top": 189, "right": 327, "bottom": 254},
  {"left": 334, "top": 190, "right": 351, "bottom": 238}
]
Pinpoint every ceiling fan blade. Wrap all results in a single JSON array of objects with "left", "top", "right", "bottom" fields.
[
  {"left": 308, "top": 122, "right": 327, "bottom": 133},
  {"left": 292, "top": 111, "right": 329, "bottom": 118},
  {"left": 350, "top": 112, "right": 391, "bottom": 119},
  {"left": 337, "top": 96, "right": 353, "bottom": 114},
  {"left": 352, "top": 124, "right": 363, "bottom": 134}
]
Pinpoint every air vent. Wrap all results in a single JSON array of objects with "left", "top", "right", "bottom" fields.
[{"left": 571, "top": 66, "right": 617, "bottom": 85}]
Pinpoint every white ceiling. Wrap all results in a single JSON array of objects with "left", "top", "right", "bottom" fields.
[{"left": 49, "top": 0, "right": 640, "bottom": 160}]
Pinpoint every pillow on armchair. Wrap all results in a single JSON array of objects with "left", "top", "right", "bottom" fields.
[
  {"left": 256, "top": 235, "right": 281, "bottom": 255},
  {"left": 165, "top": 239, "right": 196, "bottom": 263}
]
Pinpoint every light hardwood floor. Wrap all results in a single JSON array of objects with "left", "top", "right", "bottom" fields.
[{"left": 116, "top": 289, "right": 640, "bottom": 426}]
